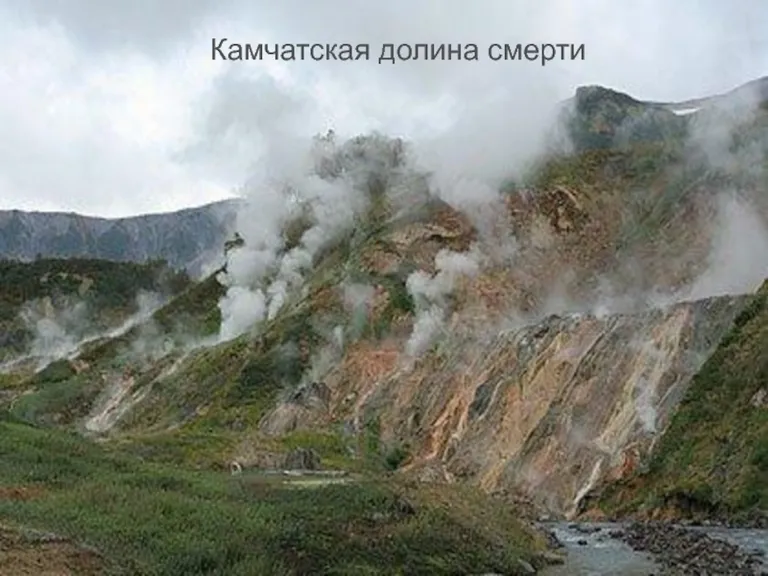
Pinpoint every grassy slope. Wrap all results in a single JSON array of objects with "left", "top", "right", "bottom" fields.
[
  {"left": 151, "top": 272, "right": 226, "bottom": 337},
  {"left": 0, "top": 247, "right": 549, "bottom": 574},
  {"left": 0, "top": 258, "right": 190, "bottom": 320},
  {"left": 594, "top": 282, "right": 768, "bottom": 523},
  {"left": 0, "top": 258, "right": 191, "bottom": 360},
  {"left": 2, "top": 270, "right": 227, "bottom": 431},
  {"left": 0, "top": 416, "right": 547, "bottom": 576}
]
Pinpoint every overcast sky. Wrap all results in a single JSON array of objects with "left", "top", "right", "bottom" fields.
[{"left": 0, "top": 0, "right": 766, "bottom": 218}]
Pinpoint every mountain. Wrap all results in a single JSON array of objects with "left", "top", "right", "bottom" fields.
[
  {"left": 0, "top": 199, "right": 241, "bottom": 276},
  {"left": 1, "top": 76, "right": 768, "bottom": 574},
  {"left": 560, "top": 75, "right": 768, "bottom": 153},
  {"left": 653, "top": 75, "right": 768, "bottom": 113}
]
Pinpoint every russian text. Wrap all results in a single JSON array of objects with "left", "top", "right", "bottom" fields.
[
  {"left": 378, "top": 43, "right": 478, "bottom": 63},
  {"left": 211, "top": 39, "right": 370, "bottom": 61},
  {"left": 488, "top": 43, "right": 585, "bottom": 65},
  {"left": 211, "top": 39, "right": 585, "bottom": 65}
]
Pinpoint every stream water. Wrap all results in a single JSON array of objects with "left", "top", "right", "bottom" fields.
[
  {"left": 539, "top": 522, "right": 768, "bottom": 576},
  {"left": 540, "top": 522, "right": 660, "bottom": 576}
]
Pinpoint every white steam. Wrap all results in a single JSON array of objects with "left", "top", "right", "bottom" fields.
[
  {"left": 263, "top": 175, "right": 365, "bottom": 322},
  {"left": 342, "top": 282, "right": 376, "bottom": 339},
  {"left": 680, "top": 82, "right": 768, "bottom": 300},
  {"left": 343, "top": 283, "right": 376, "bottom": 311},
  {"left": 406, "top": 305, "right": 447, "bottom": 358},
  {"left": 216, "top": 132, "right": 408, "bottom": 342},
  {"left": 687, "top": 193, "right": 768, "bottom": 300},
  {"left": 17, "top": 290, "right": 164, "bottom": 370},
  {"left": 217, "top": 285, "right": 267, "bottom": 342},
  {"left": 405, "top": 244, "right": 483, "bottom": 356},
  {"left": 24, "top": 303, "right": 86, "bottom": 363}
]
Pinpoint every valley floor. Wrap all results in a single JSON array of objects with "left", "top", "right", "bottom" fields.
[{"left": 0, "top": 416, "right": 553, "bottom": 576}]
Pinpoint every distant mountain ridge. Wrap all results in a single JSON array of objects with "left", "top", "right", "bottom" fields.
[
  {"left": 652, "top": 75, "right": 768, "bottom": 112},
  {"left": 0, "top": 199, "right": 241, "bottom": 276},
  {"left": 561, "top": 75, "right": 768, "bottom": 116}
]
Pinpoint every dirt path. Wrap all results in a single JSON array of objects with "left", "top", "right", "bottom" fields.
[{"left": 0, "top": 525, "right": 104, "bottom": 576}]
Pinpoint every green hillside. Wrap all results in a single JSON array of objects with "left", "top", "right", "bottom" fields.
[
  {"left": 591, "top": 282, "right": 768, "bottom": 524},
  {"left": 0, "top": 258, "right": 190, "bottom": 362}
]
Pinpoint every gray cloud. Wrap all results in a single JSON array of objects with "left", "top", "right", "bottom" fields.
[
  {"left": 180, "top": 71, "right": 313, "bottom": 184},
  {"left": 0, "top": 0, "right": 765, "bottom": 216},
  {"left": 4, "top": 0, "right": 223, "bottom": 52}
]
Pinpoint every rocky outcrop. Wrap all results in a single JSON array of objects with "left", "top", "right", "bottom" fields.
[
  {"left": 260, "top": 381, "right": 333, "bottom": 436},
  {"left": 283, "top": 447, "right": 322, "bottom": 470},
  {"left": 291, "top": 294, "right": 749, "bottom": 518}
]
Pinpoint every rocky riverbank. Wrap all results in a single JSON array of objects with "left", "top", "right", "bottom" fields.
[
  {"left": 613, "top": 522, "right": 767, "bottom": 575},
  {"left": 537, "top": 521, "right": 768, "bottom": 575}
]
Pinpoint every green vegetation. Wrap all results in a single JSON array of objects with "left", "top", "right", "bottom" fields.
[
  {"left": 110, "top": 429, "right": 237, "bottom": 470},
  {"left": 616, "top": 164, "right": 715, "bottom": 250},
  {"left": 118, "top": 337, "right": 253, "bottom": 433},
  {"left": 10, "top": 370, "right": 101, "bottom": 428},
  {"left": 354, "top": 414, "right": 412, "bottom": 473},
  {"left": 566, "top": 85, "right": 688, "bottom": 152},
  {"left": 596, "top": 282, "right": 768, "bottom": 522},
  {"left": 363, "top": 273, "right": 415, "bottom": 341},
  {"left": 0, "top": 258, "right": 190, "bottom": 359},
  {"left": 529, "top": 146, "right": 666, "bottom": 192},
  {"left": 0, "top": 418, "right": 546, "bottom": 575},
  {"left": 280, "top": 429, "right": 348, "bottom": 458},
  {"left": 152, "top": 272, "right": 225, "bottom": 337},
  {"left": 33, "top": 358, "right": 76, "bottom": 384},
  {"left": 384, "top": 444, "right": 411, "bottom": 471},
  {"left": 0, "top": 258, "right": 189, "bottom": 318}
]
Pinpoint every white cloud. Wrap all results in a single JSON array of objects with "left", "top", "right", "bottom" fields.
[{"left": 0, "top": 0, "right": 765, "bottom": 216}]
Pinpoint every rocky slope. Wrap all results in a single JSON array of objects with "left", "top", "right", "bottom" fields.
[
  {"left": 313, "top": 295, "right": 747, "bottom": 518},
  {"left": 586, "top": 281, "right": 768, "bottom": 526}
]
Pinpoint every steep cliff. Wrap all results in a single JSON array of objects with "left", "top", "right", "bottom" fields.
[
  {"left": 588, "top": 281, "right": 768, "bottom": 524},
  {"left": 251, "top": 294, "right": 747, "bottom": 518}
]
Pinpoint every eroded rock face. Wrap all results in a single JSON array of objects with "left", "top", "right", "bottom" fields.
[
  {"left": 259, "top": 381, "right": 333, "bottom": 436},
  {"left": 282, "top": 293, "right": 747, "bottom": 517}
]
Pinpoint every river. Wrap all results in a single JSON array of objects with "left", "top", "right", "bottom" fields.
[{"left": 539, "top": 522, "right": 768, "bottom": 575}]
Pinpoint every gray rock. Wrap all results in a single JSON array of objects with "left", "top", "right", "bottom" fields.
[
  {"left": 536, "top": 550, "right": 566, "bottom": 565},
  {"left": 517, "top": 558, "right": 537, "bottom": 574},
  {"left": 616, "top": 521, "right": 765, "bottom": 575},
  {"left": 283, "top": 447, "right": 322, "bottom": 470}
]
